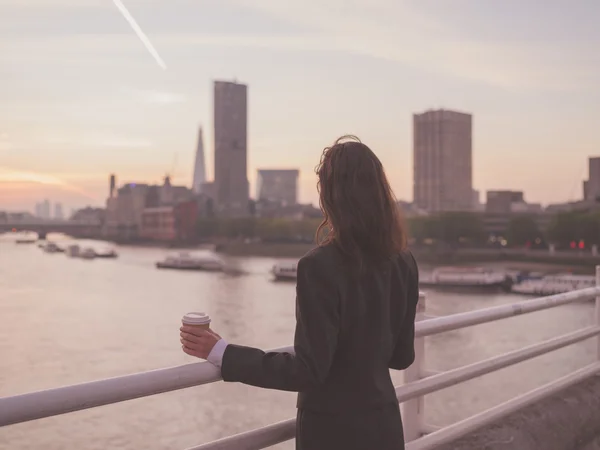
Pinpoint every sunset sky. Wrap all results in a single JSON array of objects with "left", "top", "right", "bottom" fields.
[{"left": 1, "top": 0, "right": 599, "bottom": 213}]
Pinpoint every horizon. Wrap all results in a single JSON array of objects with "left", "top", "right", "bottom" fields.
[{"left": 1, "top": 0, "right": 599, "bottom": 213}]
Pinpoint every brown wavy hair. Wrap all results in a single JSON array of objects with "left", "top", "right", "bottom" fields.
[{"left": 315, "top": 135, "right": 407, "bottom": 265}]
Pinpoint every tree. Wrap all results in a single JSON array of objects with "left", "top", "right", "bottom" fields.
[
  {"left": 408, "top": 213, "right": 485, "bottom": 246},
  {"left": 437, "top": 212, "right": 485, "bottom": 246},
  {"left": 507, "top": 216, "right": 542, "bottom": 247}
]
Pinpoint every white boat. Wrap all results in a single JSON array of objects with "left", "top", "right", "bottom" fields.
[
  {"left": 156, "top": 252, "right": 224, "bottom": 272},
  {"left": 271, "top": 261, "right": 298, "bottom": 281},
  {"left": 512, "top": 274, "right": 595, "bottom": 296},
  {"left": 66, "top": 244, "right": 80, "bottom": 257},
  {"left": 95, "top": 247, "right": 118, "bottom": 258},
  {"left": 80, "top": 248, "right": 96, "bottom": 260},
  {"left": 420, "top": 267, "right": 513, "bottom": 292},
  {"left": 43, "top": 242, "right": 60, "bottom": 253}
]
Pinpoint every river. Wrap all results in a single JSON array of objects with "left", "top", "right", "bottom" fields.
[{"left": 0, "top": 236, "right": 596, "bottom": 450}]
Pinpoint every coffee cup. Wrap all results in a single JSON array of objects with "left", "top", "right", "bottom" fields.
[{"left": 182, "top": 312, "right": 211, "bottom": 329}]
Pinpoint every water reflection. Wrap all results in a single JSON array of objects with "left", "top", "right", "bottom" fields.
[{"left": 0, "top": 238, "right": 596, "bottom": 450}]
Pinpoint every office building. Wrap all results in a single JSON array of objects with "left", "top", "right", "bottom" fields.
[
  {"left": 486, "top": 191, "right": 525, "bottom": 214},
  {"left": 35, "top": 199, "right": 51, "bottom": 219},
  {"left": 583, "top": 157, "right": 600, "bottom": 202},
  {"left": 257, "top": 169, "right": 299, "bottom": 205},
  {"left": 214, "top": 80, "right": 248, "bottom": 215},
  {"left": 413, "top": 109, "right": 473, "bottom": 212},
  {"left": 485, "top": 190, "right": 542, "bottom": 214},
  {"left": 109, "top": 174, "right": 116, "bottom": 198},
  {"left": 54, "top": 203, "right": 64, "bottom": 220},
  {"left": 192, "top": 126, "right": 206, "bottom": 194}
]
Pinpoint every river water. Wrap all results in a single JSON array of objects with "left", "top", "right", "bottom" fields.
[{"left": 0, "top": 236, "right": 596, "bottom": 450}]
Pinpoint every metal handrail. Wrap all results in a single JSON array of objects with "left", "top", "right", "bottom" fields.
[
  {"left": 182, "top": 325, "right": 600, "bottom": 450},
  {"left": 1, "top": 280, "right": 599, "bottom": 450}
]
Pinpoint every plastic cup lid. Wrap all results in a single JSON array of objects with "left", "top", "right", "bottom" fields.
[{"left": 182, "top": 312, "right": 211, "bottom": 325}]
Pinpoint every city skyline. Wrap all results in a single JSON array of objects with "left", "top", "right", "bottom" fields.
[{"left": 1, "top": 0, "right": 599, "bottom": 212}]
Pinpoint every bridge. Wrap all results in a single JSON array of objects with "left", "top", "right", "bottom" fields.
[
  {"left": 1, "top": 273, "right": 599, "bottom": 449},
  {"left": 0, "top": 220, "right": 103, "bottom": 239}
]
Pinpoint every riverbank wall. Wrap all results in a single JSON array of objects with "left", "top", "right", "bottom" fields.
[{"left": 216, "top": 242, "right": 600, "bottom": 273}]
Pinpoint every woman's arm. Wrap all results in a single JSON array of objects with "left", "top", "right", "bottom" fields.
[
  {"left": 389, "top": 252, "right": 419, "bottom": 370},
  {"left": 219, "top": 253, "right": 340, "bottom": 392}
]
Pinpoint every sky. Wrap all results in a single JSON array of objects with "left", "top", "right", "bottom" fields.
[{"left": 1, "top": 0, "right": 599, "bottom": 213}]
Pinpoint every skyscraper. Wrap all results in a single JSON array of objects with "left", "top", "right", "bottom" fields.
[
  {"left": 40, "top": 199, "right": 51, "bottom": 219},
  {"left": 583, "top": 157, "right": 600, "bottom": 202},
  {"left": 192, "top": 126, "right": 206, "bottom": 194},
  {"left": 257, "top": 169, "right": 299, "bottom": 205},
  {"left": 54, "top": 203, "right": 64, "bottom": 220},
  {"left": 413, "top": 109, "right": 473, "bottom": 212},
  {"left": 214, "top": 80, "right": 248, "bottom": 215}
]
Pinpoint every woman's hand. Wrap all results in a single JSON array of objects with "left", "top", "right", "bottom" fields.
[{"left": 180, "top": 326, "right": 222, "bottom": 359}]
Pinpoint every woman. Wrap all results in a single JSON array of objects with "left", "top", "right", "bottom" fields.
[{"left": 180, "top": 135, "right": 420, "bottom": 450}]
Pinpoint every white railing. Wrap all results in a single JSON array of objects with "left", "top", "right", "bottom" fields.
[{"left": 2, "top": 270, "right": 600, "bottom": 450}]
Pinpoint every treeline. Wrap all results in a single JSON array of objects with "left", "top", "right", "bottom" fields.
[
  {"left": 197, "top": 218, "right": 322, "bottom": 242},
  {"left": 197, "top": 211, "right": 600, "bottom": 249},
  {"left": 547, "top": 211, "right": 600, "bottom": 248}
]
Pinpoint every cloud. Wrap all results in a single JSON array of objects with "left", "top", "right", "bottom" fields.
[
  {"left": 1, "top": 0, "right": 598, "bottom": 93},
  {"left": 43, "top": 134, "right": 154, "bottom": 150},
  {"left": 224, "top": 0, "right": 599, "bottom": 91},
  {"left": 0, "top": 0, "right": 104, "bottom": 6},
  {"left": 0, "top": 167, "right": 96, "bottom": 199},
  {"left": 123, "top": 87, "right": 187, "bottom": 105},
  {"left": 0, "top": 132, "right": 12, "bottom": 151}
]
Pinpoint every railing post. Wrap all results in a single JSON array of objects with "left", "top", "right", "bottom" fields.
[
  {"left": 402, "top": 292, "right": 426, "bottom": 442},
  {"left": 596, "top": 266, "right": 600, "bottom": 362}
]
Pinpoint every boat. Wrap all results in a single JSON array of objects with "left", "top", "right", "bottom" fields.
[
  {"left": 511, "top": 274, "right": 596, "bottom": 296},
  {"left": 66, "top": 244, "right": 80, "bottom": 257},
  {"left": 95, "top": 248, "right": 118, "bottom": 258},
  {"left": 43, "top": 242, "right": 60, "bottom": 253},
  {"left": 15, "top": 237, "right": 36, "bottom": 244},
  {"left": 156, "top": 253, "right": 224, "bottom": 271},
  {"left": 80, "top": 248, "right": 96, "bottom": 260},
  {"left": 419, "top": 267, "right": 513, "bottom": 292},
  {"left": 271, "top": 261, "right": 298, "bottom": 281}
]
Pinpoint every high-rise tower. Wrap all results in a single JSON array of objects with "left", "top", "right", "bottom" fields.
[
  {"left": 413, "top": 109, "right": 473, "bottom": 212},
  {"left": 213, "top": 80, "right": 248, "bottom": 215},
  {"left": 192, "top": 126, "right": 206, "bottom": 194}
]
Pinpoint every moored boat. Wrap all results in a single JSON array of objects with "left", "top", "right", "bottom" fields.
[
  {"left": 511, "top": 274, "right": 595, "bottom": 296},
  {"left": 43, "top": 241, "right": 60, "bottom": 253},
  {"left": 156, "top": 252, "right": 224, "bottom": 271},
  {"left": 80, "top": 248, "right": 96, "bottom": 260},
  {"left": 419, "top": 267, "right": 513, "bottom": 292},
  {"left": 66, "top": 244, "right": 80, "bottom": 257},
  {"left": 271, "top": 261, "right": 298, "bottom": 281},
  {"left": 95, "top": 247, "right": 118, "bottom": 258}
]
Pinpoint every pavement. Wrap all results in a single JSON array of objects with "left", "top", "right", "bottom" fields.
[{"left": 434, "top": 373, "right": 600, "bottom": 450}]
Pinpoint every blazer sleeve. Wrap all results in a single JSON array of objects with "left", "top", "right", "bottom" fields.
[
  {"left": 220, "top": 253, "right": 340, "bottom": 392},
  {"left": 389, "top": 252, "right": 419, "bottom": 370}
]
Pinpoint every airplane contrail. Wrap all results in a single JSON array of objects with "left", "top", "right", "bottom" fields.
[{"left": 112, "top": 0, "right": 167, "bottom": 70}]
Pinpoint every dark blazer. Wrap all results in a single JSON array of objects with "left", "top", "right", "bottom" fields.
[{"left": 221, "top": 244, "right": 419, "bottom": 448}]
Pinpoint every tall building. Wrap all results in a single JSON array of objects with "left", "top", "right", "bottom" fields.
[
  {"left": 485, "top": 191, "right": 524, "bottom": 214},
  {"left": 257, "top": 169, "right": 299, "bottom": 205},
  {"left": 192, "top": 126, "right": 206, "bottom": 194},
  {"left": 214, "top": 80, "right": 248, "bottom": 215},
  {"left": 583, "top": 157, "right": 600, "bottom": 202},
  {"left": 413, "top": 109, "right": 473, "bottom": 212},
  {"left": 54, "top": 203, "right": 64, "bottom": 220},
  {"left": 109, "top": 174, "right": 116, "bottom": 198},
  {"left": 40, "top": 199, "right": 51, "bottom": 219}
]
